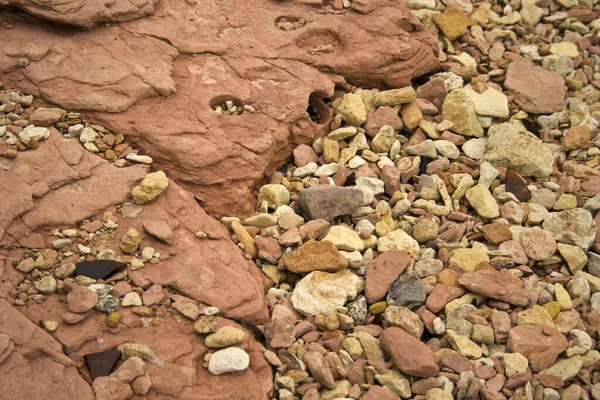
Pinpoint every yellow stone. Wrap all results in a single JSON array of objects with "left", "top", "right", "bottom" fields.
[
  {"left": 120, "top": 227, "right": 141, "bottom": 254},
  {"left": 369, "top": 301, "right": 388, "bottom": 315},
  {"left": 542, "top": 301, "right": 561, "bottom": 319},
  {"left": 517, "top": 305, "right": 554, "bottom": 327},
  {"left": 554, "top": 283, "right": 573, "bottom": 311},
  {"left": 132, "top": 170, "right": 169, "bottom": 205},
  {"left": 550, "top": 42, "right": 579, "bottom": 58},
  {"left": 449, "top": 249, "right": 489, "bottom": 271},
  {"left": 446, "top": 330, "right": 482, "bottom": 359},
  {"left": 106, "top": 312, "right": 122, "bottom": 327}
]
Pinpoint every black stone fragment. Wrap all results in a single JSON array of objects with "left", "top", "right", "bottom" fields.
[
  {"left": 74, "top": 260, "right": 127, "bottom": 280},
  {"left": 84, "top": 348, "right": 121, "bottom": 380}
]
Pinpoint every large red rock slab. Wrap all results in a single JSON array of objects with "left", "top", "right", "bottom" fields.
[
  {"left": 0, "top": 0, "right": 439, "bottom": 218},
  {"left": 380, "top": 327, "right": 439, "bottom": 377},
  {"left": 0, "top": 299, "right": 94, "bottom": 399},
  {"left": 1, "top": 0, "right": 158, "bottom": 29},
  {"left": 0, "top": 130, "right": 269, "bottom": 323},
  {"left": 507, "top": 325, "right": 569, "bottom": 372}
]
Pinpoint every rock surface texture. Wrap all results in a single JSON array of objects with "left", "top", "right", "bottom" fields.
[
  {"left": 0, "top": 0, "right": 439, "bottom": 218},
  {"left": 5, "top": 0, "right": 600, "bottom": 398}
]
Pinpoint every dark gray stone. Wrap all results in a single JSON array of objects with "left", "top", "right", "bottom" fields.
[{"left": 386, "top": 272, "right": 426, "bottom": 310}]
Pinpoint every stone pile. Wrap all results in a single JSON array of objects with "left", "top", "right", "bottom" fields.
[
  {"left": 0, "top": 85, "right": 152, "bottom": 165},
  {"left": 217, "top": 14, "right": 600, "bottom": 395}
]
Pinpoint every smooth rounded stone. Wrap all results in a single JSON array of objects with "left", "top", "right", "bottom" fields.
[
  {"left": 19, "top": 125, "right": 50, "bottom": 142},
  {"left": 348, "top": 155, "right": 366, "bottom": 168},
  {"left": 392, "top": 199, "right": 411, "bottom": 217},
  {"left": 340, "top": 250, "right": 362, "bottom": 269},
  {"left": 503, "top": 352, "right": 529, "bottom": 377},
  {"left": 372, "top": 87, "right": 415, "bottom": 107},
  {"left": 54, "top": 262, "right": 76, "bottom": 279},
  {"left": 293, "top": 162, "right": 318, "bottom": 178},
  {"left": 291, "top": 271, "right": 364, "bottom": 316},
  {"left": 293, "top": 144, "right": 319, "bottom": 166},
  {"left": 448, "top": 249, "right": 489, "bottom": 272},
  {"left": 380, "top": 327, "right": 439, "bottom": 377},
  {"left": 314, "top": 163, "right": 338, "bottom": 177},
  {"left": 297, "top": 186, "right": 363, "bottom": 222},
  {"left": 521, "top": 227, "right": 557, "bottom": 261},
  {"left": 323, "top": 225, "right": 365, "bottom": 251},
  {"left": 126, "top": 153, "right": 153, "bottom": 164},
  {"left": 587, "top": 253, "right": 600, "bottom": 278},
  {"left": 526, "top": 203, "right": 549, "bottom": 225},
  {"left": 558, "top": 243, "right": 587, "bottom": 274},
  {"left": 434, "top": 140, "right": 459, "bottom": 159},
  {"left": 28, "top": 107, "right": 66, "bottom": 126},
  {"left": 337, "top": 93, "right": 367, "bottom": 126},
  {"left": 466, "top": 184, "right": 499, "bottom": 219},
  {"left": 442, "top": 89, "right": 483, "bottom": 138},
  {"left": 413, "top": 219, "right": 438, "bottom": 244},
  {"left": 530, "top": 188, "right": 556, "bottom": 209},
  {"left": 463, "top": 84, "right": 509, "bottom": 118},
  {"left": 67, "top": 286, "right": 99, "bottom": 313},
  {"left": 462, "top": 138, "right": 487, "bottom": 159},
  {"left": 541, "top": 356, "right": 583, "bottom": 381},
  {"left": 284, "top": 239, "right": 348, "bottom": 273},
  {"left": 543, "top": 209, "right": 596, "bottom": 249},
  {"left": 96, "top": 249, "right": 117, "bottom": 260},
  {"left": 542, "top": 53, "right": 574, "bottom": 75},
  {"left": 377, "top": 229, "right": 420, "bottom": 258},
  {"left": 482, "top": 121, "right": 555, "bottom": 178},
  {"left": 34, "top": 276, "right": 57, "bottom": 294},
  {"left": 52, "top": 238, "right": 72, "bottom": 250},
  {"left": 205, "top": 326, "right": 246, "bottom": 348},
  {"left": 405, "top": 140, "right": 437, "bottom": 158},
  {"left": 120, "top": 227, "right": 141, "bottom": 254},
  {"left": 386, "top": 272, "right": 426, "bottom": 310},
  {"left": 243, "top": 213, "right": 278, "bottom": 228},
  {"left": 328, "top": 126, "right": 358, "bottom": 140},
  {"left": 132, "top": 171, "right": 169, "bottom": 204},
  {"left": 122, "top": 292, "right": 142, "bottom": 307},
  {"left": 208, "top": 347, "right": 250, "bottom": 375},
  {"left": 356, "top": 177, "right": 385, "bottom": 196},
  {"left": 258, "top": 184, "right": 290, "bottom": 209}
]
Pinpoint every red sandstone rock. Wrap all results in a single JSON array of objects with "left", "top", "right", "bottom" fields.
[
  {"left": 380, "top": 327, "right": 440, "bottom": 377},
  {"left": 365, "top": 250, "right": 411, "bottom": 304},
  {"left": 507, "top": 325, "right": 569, "bottom": 372},
  {"left": 0, "top": 1, "right": 439, "bottom": 218}
]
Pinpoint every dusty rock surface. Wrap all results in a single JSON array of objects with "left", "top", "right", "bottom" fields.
[
  {"left": 0, "top": 0, "right": 439, "bottom": 218},
  {"left": 6, "top": 0, "right": 600, "bottom": 398}
]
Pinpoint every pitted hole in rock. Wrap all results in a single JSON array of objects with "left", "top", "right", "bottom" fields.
[
  {"left": 307, "top": 93, "right": 333, "bottom": 124},
  {"left": 210, "top": 95, "right": 250, "bottom": 116},
  {"left": 275, "top": 15, "right": 307, "bottom": 31},
  {"left": 294, "top": 28, "right": 340, "bottom": 55}
]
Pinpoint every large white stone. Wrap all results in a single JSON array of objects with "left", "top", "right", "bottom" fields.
[
  {"left": 291, "top": 271, "right": 364, "bottom": 316},
  {"left": 208, "top": 347, "right": 250, "bottom": 375}
]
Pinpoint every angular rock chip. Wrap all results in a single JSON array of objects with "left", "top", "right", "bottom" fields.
[
  {"left": 505, "top": 168, "right": 531, "bottom": 202},
  {"left": 458, "top": 269, "right": 530, "bottom": 306},
  {"left": 297, "top": 186, "right": 363, "bottom": 222},
  {"left": 75, "top": 260, "right": 127, "bottom": 280},
  {"left": 85, "top": 348, "right": 121, "bottom": 380}
]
